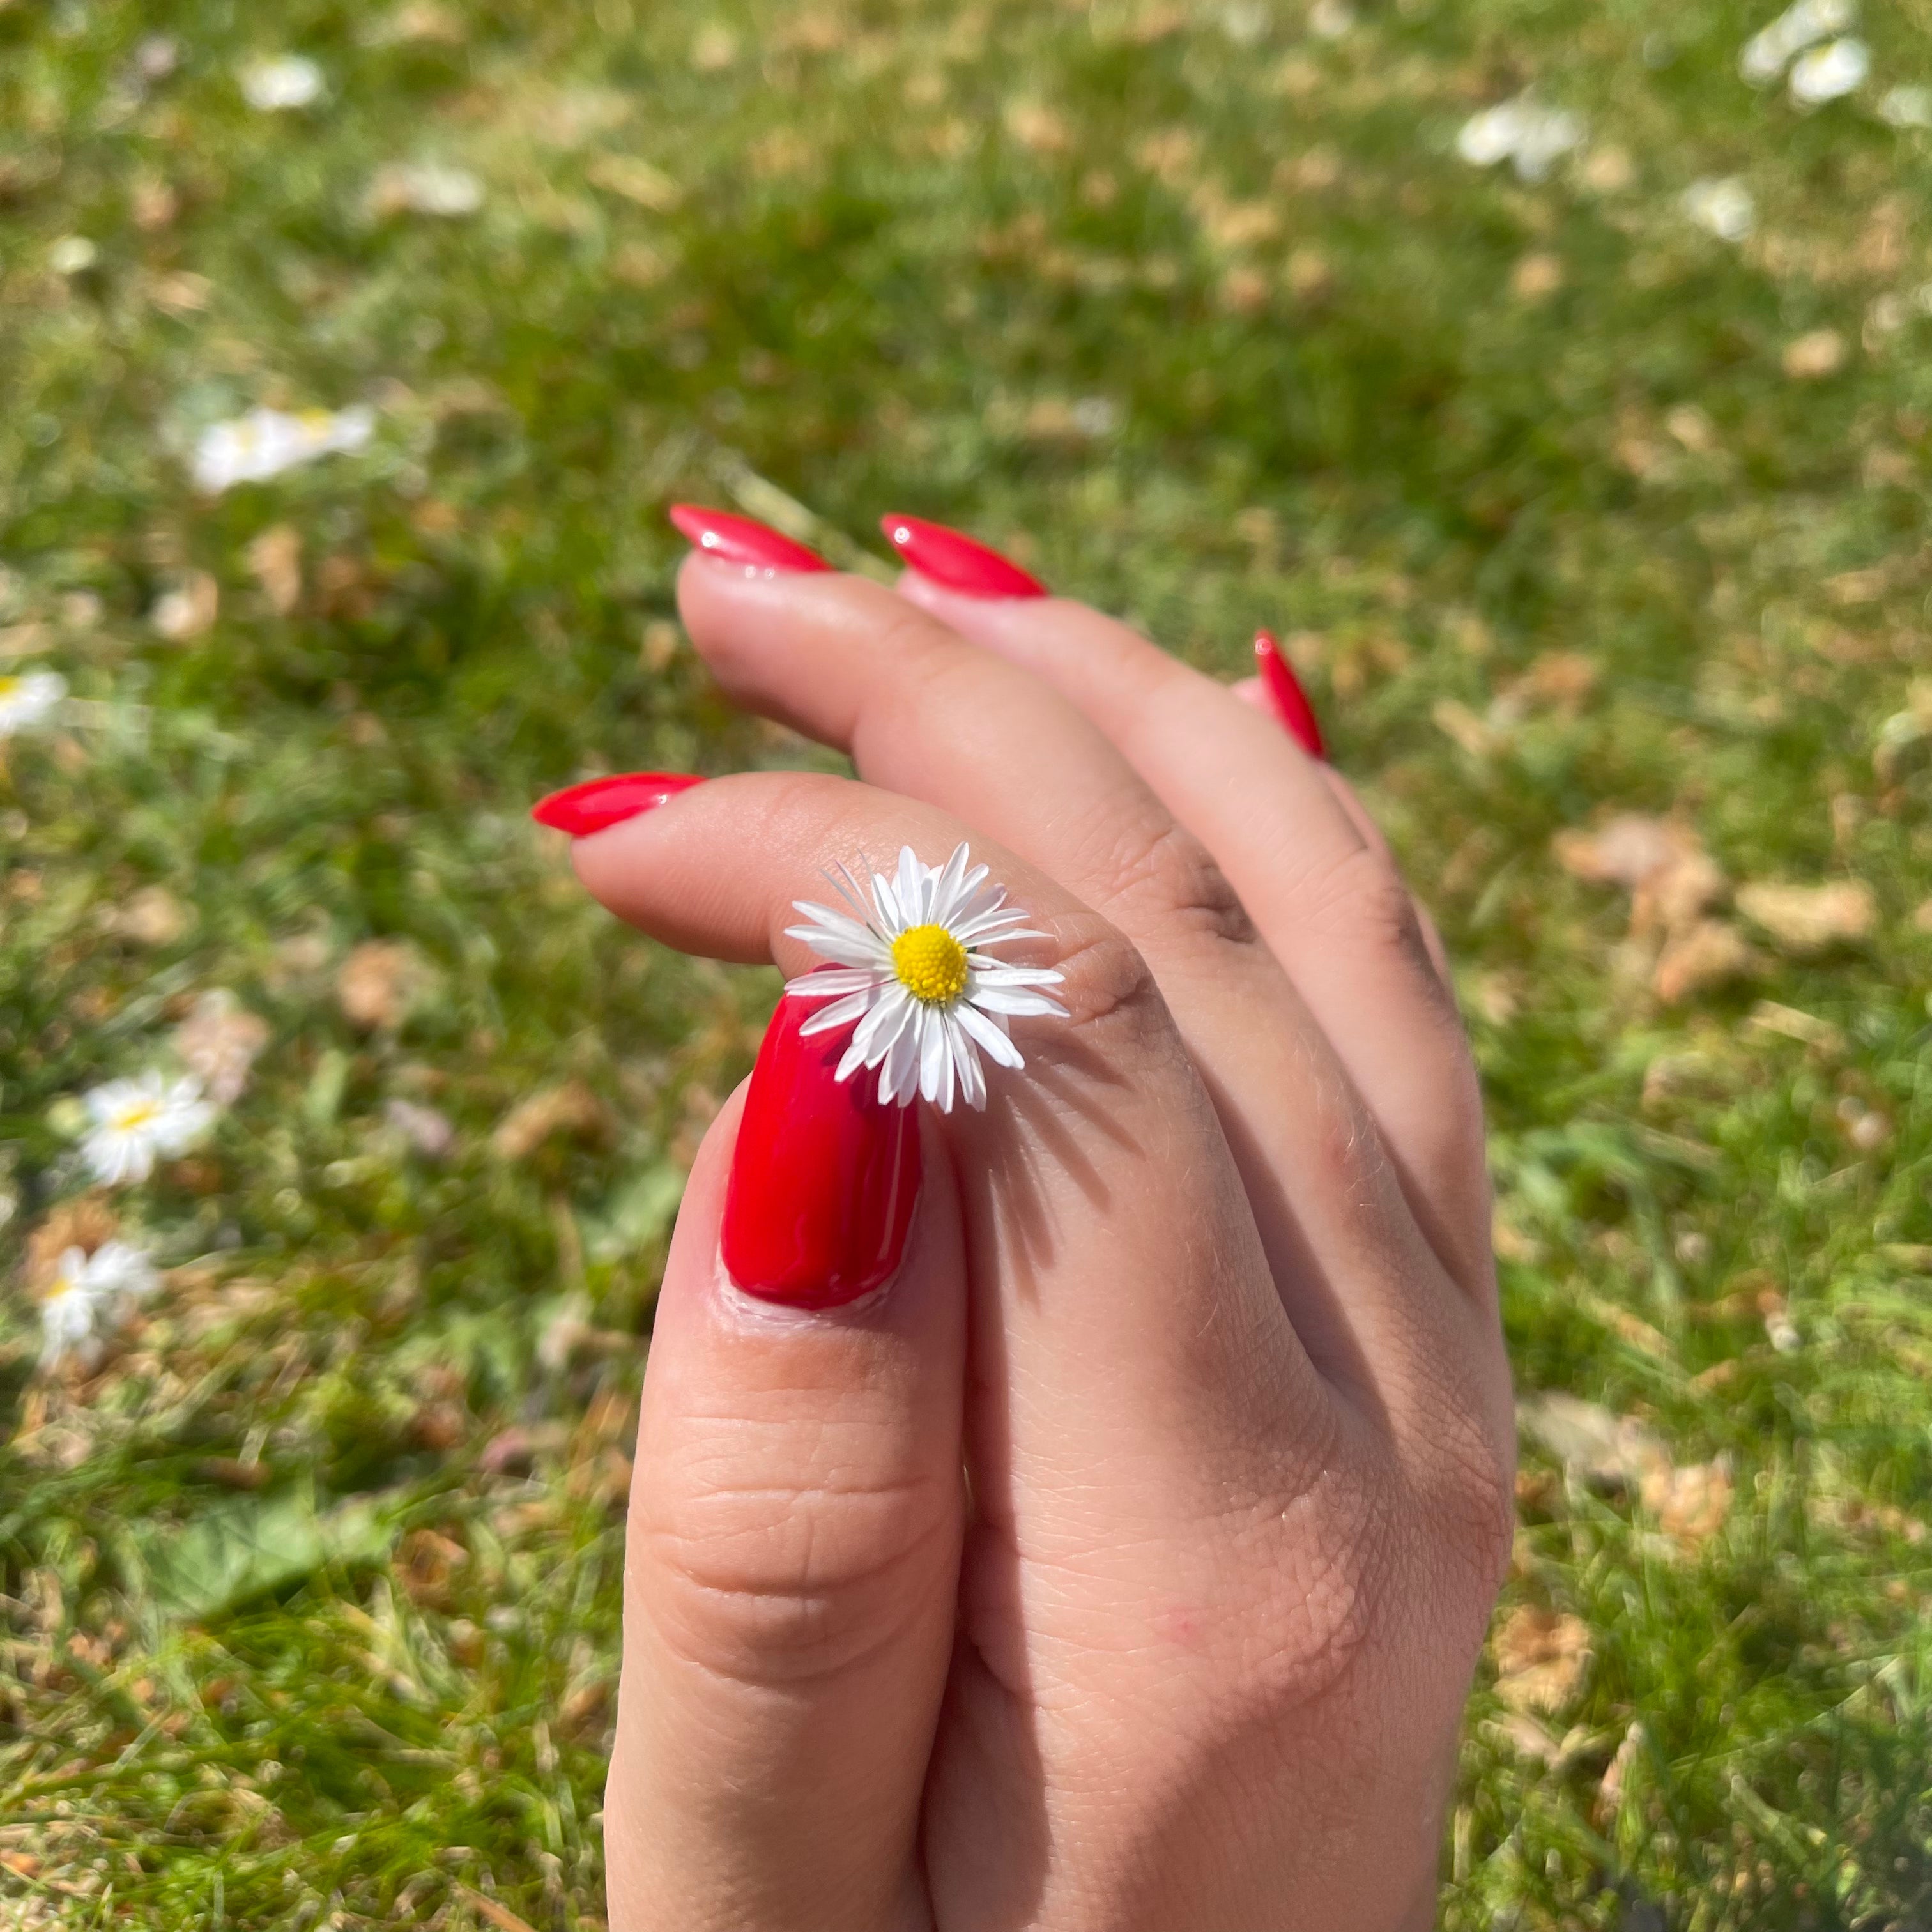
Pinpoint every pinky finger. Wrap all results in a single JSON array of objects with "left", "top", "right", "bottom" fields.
[{"left": 1230, "top": 675, "right": 1454, "bottom": 990}]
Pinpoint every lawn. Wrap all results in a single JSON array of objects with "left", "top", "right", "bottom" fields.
[{"left": 4, "top": 0, "right": 1931, "bottom": 1925}]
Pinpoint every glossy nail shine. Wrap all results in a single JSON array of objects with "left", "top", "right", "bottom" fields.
[
  {"left": 531, "top": 771, "right": 705, "bottom": 836},
  {"left": 668, "top": 504, "right": 832, "bottom": 575},
  {"left": 723, "top": 976, "right": 921, "bottom": 1308},
  {"left": 881, "top": 514, "right": 1048, "bottom": 599}
]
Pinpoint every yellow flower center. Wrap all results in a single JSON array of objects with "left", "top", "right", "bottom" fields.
[
  {"left": 0, "top": 678, "right": 17, "bottom": 700},
  {"left": 891, "top": 924, "right": 969, "bottom": 1005},
  {"left": 112, "top": 1101, "right": 160, "bottom": 1133}
]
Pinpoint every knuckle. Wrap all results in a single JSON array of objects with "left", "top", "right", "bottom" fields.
[
  {"left": 869, "top": 611, "right": 983, "bottom": 715},
  {"left": 1303, "top": 1068, "right": 1401, "bottom": 1216},
  {"left": 1303, "top": 845, "right": 1459, "bottom": 1019},
  {"left": 1238, "top": 1453, "right": 1394, "bottom": 1712},
  {"left": 638, "top": 1449, "right": 951, "bottom": 1690},
  {"left": 1414, "top": 1391, "right": 1517, "bottom": 1640},
  {"left": 1101, "top": 819, "right": 1259, "bottom": 950},
  {"left": 1046, "top": 916, "right": 1159, "bottom": 1028}
]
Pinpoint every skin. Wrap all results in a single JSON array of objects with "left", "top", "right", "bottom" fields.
[{"left": 572, "top": 559, "right": 1515, "bottom": 1932}]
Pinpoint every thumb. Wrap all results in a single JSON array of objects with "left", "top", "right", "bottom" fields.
[{"left": 602, "top": 989, "right": 965, "bottom": 1932}]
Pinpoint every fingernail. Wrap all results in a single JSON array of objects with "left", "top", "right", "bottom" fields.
[
  {"left": 722, "top": 976, "right": 921, "bottom": 1309},
  {"left": 668, "top": 503, "right": 832, "bottom": 575},
  {"left": 531, "top": 771, "right": 705, "bottom": 836},
  {"left": 1254, "top": 631, "right": 1327, "bottom": 760},
  {"left": 880, "top": 513, "right": 1047, "bottom": 599}
]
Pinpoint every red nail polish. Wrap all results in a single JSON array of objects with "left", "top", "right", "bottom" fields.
[
  {"left": 880, "top": 514, "right": 1047, "bottom": 599},
  {"left": 531, "top": 771, "right": 705, "bottom": 836},
  {"left": 668, "top": 504, "right": 832, "bottom": 574},
  {"left": 722, "top": 977, "right": 921, "bottom": 1308},
  {"left": 1254, "top": 631, "right": 1327, "bottom": 760}
]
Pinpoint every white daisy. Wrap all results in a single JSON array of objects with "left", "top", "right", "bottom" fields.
[
  {"left": 80, "top": 1071, "right": 215, "bottom": 1186},
  {"left": 784, "top": 842, "right": 1068, "bottom": 1112},
  {"left": 1683, "top": 176, "right": 1756, "bottom": 243},
  {"left": 1788, "top": 34, "right": 1868, "bottom": 103},
  {"left": 190, "top": 405, "right": 375, "bottom": 494},
  {"left": 40, "top": 1265, "right": 104, "bottom": 1371},
  {"left": 38, "top": 1240, "right": 160, "bottom": 1370},
  {"left": 75, "top": 1238, "right": 161, "bottom": 1305},
  {"left": 1454, "top": 96, "right": 1585, "bottom": 183},
  {"left": 1738, "top": 0, "right": 1856, "bottom": 85},
  {"left": 0, "top": 669, "right": 67, "bottom": 738},
  {"left": 239, "top": 54, "right": 325, "bottom": 112}
]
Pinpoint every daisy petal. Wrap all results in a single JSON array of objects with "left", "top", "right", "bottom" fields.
[
  {"left": 954, "top": 998, "right": 1027, "bottom": 1068},
  {"left": 896, "top": 847, "right": 928, "bottom": 926},
  {"left": 970, "top": 986, "right": 1071, "bottom": 1018},
  {"left": 958, "top": 881, "right": 1007, "bottom": 925},
  {"left": 884, "top": 1015, "right": 922, "bottom": 1105},
  {"left": 919, "top": 1003, "right": 950, "bottom": 1105},
  {"left": 970, "top": 962, "right": 1066, "bottom": 986},
  {"left": 871, "top": 870, "right": 905, "bottom": 933},
  {"left": 789, "top": 900, "right": 873, "bottom": 940},
  {"left": 797, "top": 988, "right": 877, "bottom": 1035},
  {"left": 783, "top": 926, "right": 885, "bottom": 969},
  {"left": 784, "top": 969, "right": 877, "bottom": 1000},
  {"left": 854, "top": 984, "right": 916, "bottom": 1066},
  {"left": 957, "top": 1031, "right": 987, "bottom": 1109},
  {"left": 929, "top": 841, "right": 973, "bottom": 924},
  {"left": 935, "top": 1013, "right": 958, "bottom": 1111},
  {"left": 955, "top": 908, "right": 1041, "bottom": 940}
]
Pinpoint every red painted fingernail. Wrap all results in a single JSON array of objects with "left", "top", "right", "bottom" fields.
[
  {"left": 531, "top": 771, "right": 705, "bottom": 836},
  {"left": 880, "top": 513, "right": 1047, "bottom": 599},
  {"left": 1254, "top": 631, "right": 1327, "bottom": 760},
  {"left": 722, "top": 975, "right": 921, "bottom": 1309},
  {"left": 668, "top": 504, "right": 832, "bottom": 574}
]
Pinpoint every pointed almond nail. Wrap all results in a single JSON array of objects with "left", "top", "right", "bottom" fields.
[
  {"left": 880, "top": 514, "right": 1046, "bottom": 598},
  {"left": 722, "top": 975, "right": 922, "bottom": 1308},
  {"left": 1254, "top": 631, "right": 1326, "bottom": 760},
  {"left": 532, "top": 772, "right": 705, "bottom": 836},
  {"left": 669, "top": 504, "right": 832, "bottom": 574}
]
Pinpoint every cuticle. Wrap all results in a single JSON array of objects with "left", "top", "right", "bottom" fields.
[{"left": 712, "top": 1254, "right": 905, "bottom": 1325}]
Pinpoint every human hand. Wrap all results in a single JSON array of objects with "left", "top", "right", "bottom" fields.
[{"left": 540, "top": 512, "right": 1514, "bottom": 1932}]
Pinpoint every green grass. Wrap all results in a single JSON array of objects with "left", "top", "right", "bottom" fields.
[{"left": 4, "top": 0, "right": 1931, "bottom": 1924}]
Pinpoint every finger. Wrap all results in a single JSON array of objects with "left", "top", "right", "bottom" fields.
[
  {"left": 899, "top": 576, "right": 1492, "bottom": 1303},
  {"left": 567, "top": 768, "right": 1331, "bottom": 1487},
  {"left": 1236, "top": 677, "right": 1455, "bottom": 988},
  {"left": 604, "top": 1029, "right": 963, "bottom": 1932},
  {"left": 668, "top": 558, "right": 1459, "bottom": 1399},
  {"left": 1314, "top": 767, "right": 1455, "bottom": 988}
]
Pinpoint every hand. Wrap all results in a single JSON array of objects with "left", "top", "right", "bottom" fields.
[{"left": 551, "top": 514, "right": 1514, "bottom": 1932}]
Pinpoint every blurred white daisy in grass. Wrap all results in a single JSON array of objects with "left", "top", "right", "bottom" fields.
[
  {"left": 39, "top": 1266, "right": 103, "bottom": 1371},
  {"left": 1790, "top": 36, "right": 1869, "bottom": 103},
  {"left": 48, "top": 236, "right": 98, "bottom": 275},
  {"left": 1683, "top": 176, "right": 1756, "bottom": 242},
  {"left": 240, "top": 54, "right": 325, "bottom": 111},
  {"left": 1454, "top": 97, "right": 1585, "bottom": 183},
  {"left": 0, "top": 669, "right": 67, "bottom": 737},
  {"left": 1739, "top": 0, "right": 1855, "bottom": 84},
  {"left": 1879, "top": 84, "right": 1932, "bottom": 126},
  {"left": 39, "top": 1239, "right": 158, "bottom": 1371},
  {"left": 785, "top": 843, "right": 1068, "bottom": 1112},
  {"left": 81, "top": 1073, "right": 215, "bottom": 1186},
  {"left": 368, "top": 161, "right": 485, "bottom": 217},
  {"left": 190, "top": 405, "right": 375, "bottom": 494}
]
